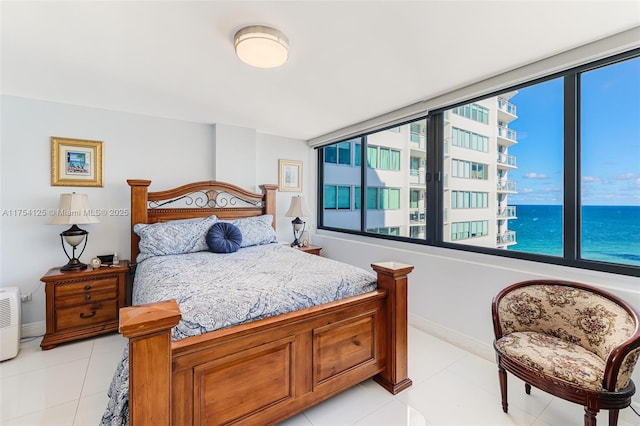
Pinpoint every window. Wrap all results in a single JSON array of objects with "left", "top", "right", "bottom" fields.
[
  {"left": 324, "top": 145, "right": 337, "bottom": 164},
  {"left": 324, "top": 140, "right": 355, "bottom": 165},
  {"left": 324, "top": 185, "right": 351, "bottom": 209},
  {"left": 367, "top": 146, "right": 378, "bottom": 168},
  {"left": 580, "top": 56, "right": 640, "bottom": 265},
  {"left": 452, "top": 127, "right": 488, "bottom": 152},
  {"left": 318, "top": 50, "right": 639, "bottom": 275},
  {"left": 366, "top": 145, "right": 401, "bottom": 170},
  {"left": 452, "top": 191, "right": 488, "bottom": 209},
  {"left": 338, "top": 142, "right": 351, "bottom": 165},
  {"left": 380, "top": 148, "right": 390, "bottom": 170},
  {"left": 451, "top": 221, "right": 488, "bottom": 240},
  {"left": 452, "top": 103, "right": 489, "bottom": 124},
  {"left": 451, "top": 159, "right": 488, "bottom": 180}
]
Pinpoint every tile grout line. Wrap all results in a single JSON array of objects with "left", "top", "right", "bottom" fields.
[{"left": 72, "top": 340, "right": 95, "bottom": 426}]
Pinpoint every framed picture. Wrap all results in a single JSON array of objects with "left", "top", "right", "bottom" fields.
[
  {"left": 278, "top": 159, "right": 302, "bottom": 192},
  {"left": 51, "top": 137, "right": 103, "bottom": 187}
]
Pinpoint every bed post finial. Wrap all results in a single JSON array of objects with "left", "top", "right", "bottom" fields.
[
  {"left": 128, "top": 180, "right": 151, "bottom": 263},
  {"left": 260, "top": 184, "right": 278, "bottom": 229}
]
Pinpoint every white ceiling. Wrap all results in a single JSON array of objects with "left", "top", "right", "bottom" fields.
[{"left": 2, "top": 1, "right": 639, "bottom": 140}]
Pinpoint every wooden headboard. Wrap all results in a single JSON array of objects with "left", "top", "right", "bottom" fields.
[{"left": 128, "top": 180, "right": 278, "bottom": 262}]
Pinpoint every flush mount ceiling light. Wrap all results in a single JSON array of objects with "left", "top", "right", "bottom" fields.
[{"left": 234, "top": 25, "right": 289, "bottom": 68}]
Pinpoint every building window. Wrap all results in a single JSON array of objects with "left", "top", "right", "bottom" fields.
[
  {"left": 324, "top": 141, "right": 353, "bottom": 165},
  {"left": 368, "top": 227, "right": 400, "bottom": 236},
  {"left": 452, "top": 191, "right": 488, "bottom": 209},
  {"left": 451, "top": 127, "right": 488, "bottom": 152},
  {"left": 324, "top": 185, "right": 351, "bottom": 209},
  {"left": 366, "top": 145, "right": 401, "bottom": 171},
  {"left": 451, "top": 221, "right": 488, "bottom": 240},
  {"left": 451, "top": 159, "right": 488, "bottom": 180},
  {"left": 452, "top": 103, "right": 489, "bottom": 124}
]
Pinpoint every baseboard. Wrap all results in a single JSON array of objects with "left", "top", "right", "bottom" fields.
[
  {"left": 21, "top": 321, "right": 45, "bottom": 339},
  {"left": 409, "top": 313, "right": 495, "bottom": 362}
]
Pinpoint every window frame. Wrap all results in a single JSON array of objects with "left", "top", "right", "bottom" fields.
[{"left": 317, "top": 48, "right": 640, "bottom": 277}]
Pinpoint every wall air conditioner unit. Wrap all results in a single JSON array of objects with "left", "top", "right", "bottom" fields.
[{"left": 0, "top": 287, "right": 21, "bottom": 361}]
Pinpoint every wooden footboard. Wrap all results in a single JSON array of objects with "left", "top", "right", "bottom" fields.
[{"left": 119, "top": 262, "right": 413, "bottom": 426}]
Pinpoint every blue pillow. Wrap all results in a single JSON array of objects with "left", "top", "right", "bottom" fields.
[{"left": 206, "top": 222, "right": 243, "bottom": 253}]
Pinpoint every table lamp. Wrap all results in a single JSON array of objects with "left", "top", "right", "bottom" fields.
[
  {"left": 49, "top": 193, "right": 99, "bottom": 271},
  {"left": 285, "top": 195, "right": 311, "bottom": 247}
]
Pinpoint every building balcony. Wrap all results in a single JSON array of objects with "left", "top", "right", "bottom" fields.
[
  {"left": 497, "top": 180, "right": 517, "bottom": 193},
  {"left": 409, "top": 168, "right": 426, "bottom": 185},
  {"left": 497, "top": 152, "right": 517, "bottom": 169},
  {"left": 497, "top": 126, "right": 517, "bottom": 147},
  {"left": 496, "top": 230, "right": 517, "bottom": 246},
  {"left": 409, "top": 208, "right": 426, "bottom": 224},
  {"left": 497, "top": 206, "right": 517, "bottom": 219},
  {"left": 497, "top": 97, "right": 517, "bottom": 123},
  {"left": 410, "top": 132, "right": 426, "bottom": 150}
]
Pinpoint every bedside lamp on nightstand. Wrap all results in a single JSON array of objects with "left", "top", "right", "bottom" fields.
[
  {"left": 285, "top": 195, "right": 311, "bottom": 247},
  {"left": 49, "top": 193, "right": 99, "bottom": 271}
]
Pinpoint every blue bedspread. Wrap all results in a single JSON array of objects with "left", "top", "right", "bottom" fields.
[{"left": 101, "top": 243, "right": 376, "bottom": 425}]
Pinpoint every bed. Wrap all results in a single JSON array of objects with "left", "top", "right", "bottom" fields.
[{"left": 106, "top": 179, "right": 413, "bottom": 425}]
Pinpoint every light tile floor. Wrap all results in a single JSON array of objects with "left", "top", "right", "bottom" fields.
[{"left": 1, "top": 327, "right": 639, "bottom": 425}]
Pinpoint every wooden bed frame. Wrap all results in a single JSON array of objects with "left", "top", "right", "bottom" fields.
[{"left": 120, "top": 179, "right": 414, "bottom": 425}]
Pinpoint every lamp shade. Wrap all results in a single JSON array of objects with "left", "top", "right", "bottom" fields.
[
  {"left": 234, "top": 25, "right": 289, "bottom": 68},
  {"left": 285, "top": 196, "right": 311, "bottom": 218},
  {"left": 49, "top": 193, "right": 99, "bottom": 225}
]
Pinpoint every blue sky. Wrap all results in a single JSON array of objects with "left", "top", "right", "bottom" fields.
[{"left": 507, "top": 56, "right": 639, "bottom": 206}]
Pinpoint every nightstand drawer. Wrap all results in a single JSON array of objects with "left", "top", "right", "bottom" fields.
[
  {"left": 55, "top": 300, "right": 118, "bottom": 330},
  {"left": 56, "top": 289, "right": 118, "bottom": 308},
  {"left": 54, "top": 276, "right": 118, "bottom": 298}
]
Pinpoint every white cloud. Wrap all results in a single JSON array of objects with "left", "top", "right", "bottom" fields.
[
  {"left": 582, "top": 176, "right": 602, "bottom": 182},
  {"left": 523, "top": 172, "right": 548, "bottom": 179},
  {"left": 614, "top": 173, "right": 637, "bottom": 181}
]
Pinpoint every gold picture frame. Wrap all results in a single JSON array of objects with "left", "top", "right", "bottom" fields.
[
  {"left": 51, "top": 137, "right": 103, "bottom": 187},
  {"left": 278, "top": 159, "right": 302, "bottom": 192}
]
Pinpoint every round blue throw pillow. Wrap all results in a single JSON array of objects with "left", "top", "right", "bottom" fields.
[{"left": 206, "top": 222, "right": 242, "bottom": 253}]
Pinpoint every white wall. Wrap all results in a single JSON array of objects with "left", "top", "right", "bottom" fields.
[
  {"left": 313, "top": 231, "right": 640, "bottom": 404},
  {"left": 0, "top": 96, "right": 310, "bottom": 328}
]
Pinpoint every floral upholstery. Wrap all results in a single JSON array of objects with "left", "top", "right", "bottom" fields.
[{"left": 495, "top": 284, "right": 640, "bottom": 391}]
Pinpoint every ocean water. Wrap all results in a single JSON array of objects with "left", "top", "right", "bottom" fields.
[{"left": 509, "top": 205, "right": 640, "bottom": 267}]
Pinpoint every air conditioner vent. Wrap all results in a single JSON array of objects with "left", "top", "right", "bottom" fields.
[{"left": 0, "top": 287, "right": 21, "bottom": 361}]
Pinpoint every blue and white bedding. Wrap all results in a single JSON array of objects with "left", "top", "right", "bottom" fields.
[{"left": 101, "top": 242, "right": 377, "bottom": 425}]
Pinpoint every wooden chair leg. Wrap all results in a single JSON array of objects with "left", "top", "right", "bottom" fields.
[
  {"left": 525, "top": 383, "right": 531, "bottom": 395},
  {"left": 608, "top": 409, "right": 619, "bottom": 426},
  {"left": 498, "top": 365, "right": 508, "bottom": 413},
  {"left": 584, "top": 406, "right": 597, "bottom": 426}
]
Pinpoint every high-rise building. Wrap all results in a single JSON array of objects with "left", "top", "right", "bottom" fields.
[{"left": 322, "top": 93, "right": 518, "bottom": 249}]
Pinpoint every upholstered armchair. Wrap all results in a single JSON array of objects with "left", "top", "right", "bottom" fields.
[{"left": 492, "top": 280, "right": 640, "bottom": 426}]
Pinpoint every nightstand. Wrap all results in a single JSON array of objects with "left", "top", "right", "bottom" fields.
[
  {"left": 295, "top": 244, "right": 322, "bottom": 256},
  {"left": 40, "top": 260, "right": 129, "bottom": 350}
]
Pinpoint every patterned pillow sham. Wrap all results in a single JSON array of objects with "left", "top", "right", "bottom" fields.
[
  {"left": 133, "top": 215, "right": 218, "bottom": 262},
  {"left": 226, "top": 214, "right": 277, "bottom": 247}
]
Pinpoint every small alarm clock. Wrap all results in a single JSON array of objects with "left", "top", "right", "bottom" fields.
[{"left": 90, "top": 257, "right": 102, "bottom": 268}]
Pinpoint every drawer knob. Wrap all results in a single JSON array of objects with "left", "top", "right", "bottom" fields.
[
  {"left": 84, "top": 285, "right": 92, "bottom": 290},
  {"left": 80, "top": 310, "right": 97, "bottom": 319},
  {"left": 85, "top": 295, "right": 91, "bottom": 301}
]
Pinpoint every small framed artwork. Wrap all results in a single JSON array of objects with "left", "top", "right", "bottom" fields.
[
  {"left": 278, "top": 159, "right": 302, "bottom": 192},
  {"left": 51, "top": 137, "right": 103, "bottom": 187}
]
